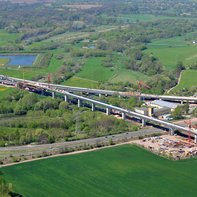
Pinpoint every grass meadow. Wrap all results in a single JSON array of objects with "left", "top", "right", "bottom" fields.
[
  {"left": 147, "top": 34, "right": 197, "bottom": 91},
  {"left": 76, "top": 57, "right": 115, "bottom": 82},
  {"left": 147, "top": 35, "right": 197, "bottom": 69},
  {"left": 0, "top": 20, "right": 196, "bottom": 89},
  {"left": 109, "top": 69, "right": 149, "bottom": 84},
  {"left": 0, "top": 58, "right": 9, "bottom": 66},
  {"left": 2, "top": 145, "right": 197, "bottom": 197},
  {"left": 107, "top": 14, "right": 197, "bottom": 24},
  {"left": 0, "top": 86, "right": 14, "bottom": 98},
  {"left": 64, "top": 76, "right": 99, "bottom": 88},
  {"left": 74, "top": 56, "right": 149, "bottom": 85},
  {"left": 171, "top": 70, "right": 197, "bottom": 91},
  {"left": 0, "top": 30, "right": 21, "bottom": 47}
]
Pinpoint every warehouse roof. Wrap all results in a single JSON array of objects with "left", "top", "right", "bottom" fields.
[{"left": 151, "top": 100, "right": 178, "bottom": 109}]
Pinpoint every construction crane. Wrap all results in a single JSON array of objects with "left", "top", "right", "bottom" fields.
[
  {"left": 137, "top": 81, "right": 150, "bottom": 94},
  {"left": 184, "top": 120, "right": 197, "bottom": 143},
  {"left": 47, "top": 73, "right": 51, "bottom": 89},
  {"left": 120, "top": 81, "right": 150, "bottom": 97},
  {"left": 47, "top": 73, "right": 51, "bottom": 83},
  {"left": 137, "top": 81, "right": 150, "bottom": 101}
]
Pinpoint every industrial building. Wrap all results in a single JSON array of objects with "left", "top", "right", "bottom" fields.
[
  {"left": 149, "top": 100, "right": 179, "bottom": 111},
  {"left": 135, "top": 99, "right": 179, "bottom": 120}
]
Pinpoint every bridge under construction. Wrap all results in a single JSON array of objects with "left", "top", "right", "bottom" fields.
[
  {"left": 1, "top": 75, "right": 197, "bottom": 103},
  {"left": 1, "top": 75, "right": 197, "bottom": 143}
]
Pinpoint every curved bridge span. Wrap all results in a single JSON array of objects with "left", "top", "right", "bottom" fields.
[
  {"left": 1, "top": 75, "right": 197, "bottom": 103},
  {"left": 1, "top": 75, "right": 197, "bottom": 142}
]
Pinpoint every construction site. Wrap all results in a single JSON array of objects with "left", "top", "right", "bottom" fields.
[{"left": 134, "top": 134, "right": 197, "bottom": 160}]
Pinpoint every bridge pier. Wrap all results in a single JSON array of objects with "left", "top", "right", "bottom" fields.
[
  {"left": 106, "top": 107, "right": 111, "bottom": 115},
  {"left": 78, "top": 99, "right": 82, "bottom": 108},
  {"left": 194, "top": 135, "right": 197, "bottom": 144},
  {"left": 92, "top": 103, "right": 95, "bottom": 111},
  {"left": 52, "top": 92, "right": 55, "bottom": 99},
  {"left": 169, "top": 128, "right": 174, "bottom": 136},
  {"left": 122, "top": 112, "right": 126, "bottom": 120},
  {"left": 181, "top": 100, "right": 184, "bottom": 105},
  {"left": 41, "top": 89, "right": 45, "bottom": 95},
  {"left": 64, "top": 95, "right": 68, "bottom": 102},
  {"left": 141, "top": 119, "right": 146, "bottom": 127},
  {"left": 99, "top": 93, "right": 102, "bottom": 97}
]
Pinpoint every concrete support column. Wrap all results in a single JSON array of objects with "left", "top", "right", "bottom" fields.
[
  {"left": 106, "top": 107, "right": 111, "bottom": 115},
  {"left": 170, "top": 128, "right": 174, "bottom": 136},
  {"left": 78, "top": 99, "right": 82, "bottom": 108},
  {"left": 64, "top": 95, "right": 68, "bottom": 102},
  {"left": 52, "top": 92, "right": 55, "bottom": 99},
  {"left": 92, "top": 103, "right": 95, "bottom": 112},
  {"left": 122, "top": 112, "right": 126, "bottom": 120},
  {"left": 181, "top": 100, "right": 184, "bottom": 105},
  {"left": 141, "top": 119, "right": 146, "bottom": 127},
  {"left": 41, "top": 89, "right": 45, "bottom": 95},
  {"left": 194, "top": 135, "right": 197, "bottom": 144},
  {"left": 99, "top": 93, "right": 102, "bottom": 97}
]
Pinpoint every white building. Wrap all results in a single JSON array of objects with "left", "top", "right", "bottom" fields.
[{"left": 149, "top": 100, "right": 179, "bottom": 111}]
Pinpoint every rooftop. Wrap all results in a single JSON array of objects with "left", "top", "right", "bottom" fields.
[{"left": 151, "top": 100, "right": 179, "bottom": 109}]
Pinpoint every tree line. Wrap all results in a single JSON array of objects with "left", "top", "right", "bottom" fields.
[{"left": 0, "top": 90, "right": 139, "bottom": 147}]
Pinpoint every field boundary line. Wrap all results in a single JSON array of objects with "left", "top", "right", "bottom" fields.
[
  {"left": 167, "top": 70, "right": 183, "bottom": 93},
  {"left": 74, "top": 76, "right": 98, "bottom": 83}
]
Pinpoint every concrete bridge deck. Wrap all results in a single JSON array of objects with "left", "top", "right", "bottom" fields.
[{"left": 1, "top": 75, "right": 197, "bottom": 103}]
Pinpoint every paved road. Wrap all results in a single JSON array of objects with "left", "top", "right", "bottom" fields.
[{"left": 0, "top": 128, "right": 164, "bottom": 156}]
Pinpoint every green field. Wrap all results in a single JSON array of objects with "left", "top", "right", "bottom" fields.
[
  {"left": 2, "top": 145, "right": 197, "bottom": 197},
  {"left": 172, "top": 70, "right": 197, "bottom": 91},
  {"left": 108, "top": 14, "right": 197, "bottom": 23},
  {"left": 0, "top": 58, "right": 9, "bottom": 66},
  {"left": 110, "top": 69, "right": 149, "bottom": 84},
  {"left": 115, "top": 14, "right": 169, "bottom": 23},
  {"left": 64, "top": 76, "right": 99, "bottom": 88},
  {"left": 0, "top": 68, "right": 45, "bottom": 79},
  {"left": 76, "top": 57, "right": 115, "bottom": 82},
  {"left": 73, "top": 55, "right": 149, "bottom": 85},
  {"left": 0, "top": 86, "right": 7, "bottom": 91},
  {"left": 147, "top": 36, "right": 197, "bottom": 69},
  {"left": 0, "top": 86, "right": 15, "bottom": 98},
  {"left": 0, "top": 30, "right": 21, "bottom": 46}
]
